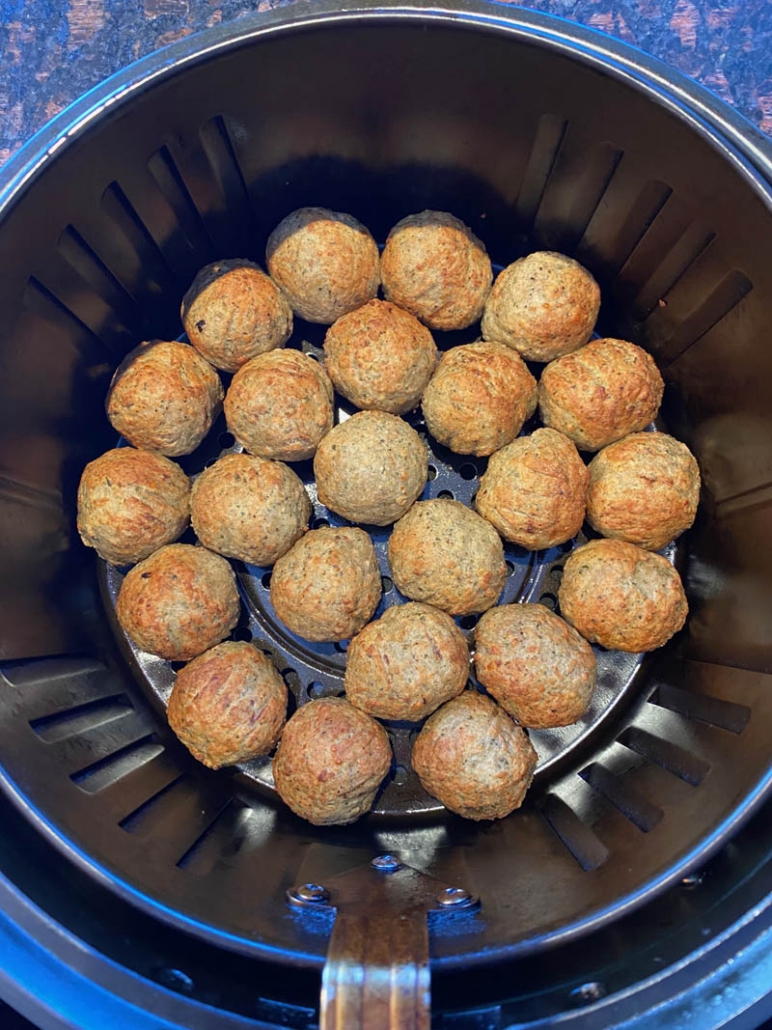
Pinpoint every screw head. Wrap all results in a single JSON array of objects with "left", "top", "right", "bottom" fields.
[
  {"left": 435, "top": 886, "right": 477, "bottom": 909},
  {"left": 571, "top": 982, "right": 606, "bottom": 1003},
  {"left": 286, "top": 883, "right": 330, "bottom": 906},
  {"left": 371, "top": 854, "right": 402, "bottom": 872}
]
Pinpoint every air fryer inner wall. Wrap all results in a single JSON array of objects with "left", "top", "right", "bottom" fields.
[{"left": 1, "top": 15, "right": 772, "bottom": 968}]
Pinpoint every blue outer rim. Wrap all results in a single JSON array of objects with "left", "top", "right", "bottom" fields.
[{"left": 1, "top": 0, "right": 772, "bottom": 995}]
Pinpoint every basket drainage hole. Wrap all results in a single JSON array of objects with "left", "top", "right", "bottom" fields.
[
  {"left": 427, "top": 465, "right": 438, "bottom": 481},
  {"left": 437, "top": 490, "right": 454, "bottom": 500},
  {"left": 394, "top": 764, "right": 409, "bottom": 786},
  {"left": 540, "top": 593, "right": 558, "bottom": 611},
  {"left": 261, "top": 571, "right": 272, "bottom": 589},
  {"left": 459, "top": 463, "right": 477, "bottom": 481},
  {"left": 232, "top": 627, "right": 253, "bottom": 642},
  {"left": 458, "top": 615, "right": 478, "bottom": 630},
  {"left": 382, "top": 575, "right": 393, "bottom": 592},
  {"left": 313, "top": 517, "right": 330, "bottom": 529},
  {"left": 334, "top": 640, "right": 349, "bottom": 653},
  {"left": 218, "top": 432, "right": 235, "bottom": 448},
  {"left": 307, "top": 681, "right": 325, "bottom": 699}
]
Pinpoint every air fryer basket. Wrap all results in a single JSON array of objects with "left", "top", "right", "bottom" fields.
[{"left": 2, "top": 1, "right": 772, "bottom": 1025}]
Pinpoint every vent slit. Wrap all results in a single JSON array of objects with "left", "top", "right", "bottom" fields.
[
  {"left": 649, "top": 684, "right": 750, "bottom": 733},
  {"left": 579, "top": 763, "right": 663, "bottom": 833},
  {"left": 57, "top": 225, "right": 140, "bottom": 328},
  {"left": 175, "top": 799, "right": 249, "bottom": 872},
  {"left": 562, "top": 143, "right": 624, "bottom": 254},
  {"left": 29, "top": 694, "right": 132, "bottom": 742},
  {"left": 100, "top": 181, "right": 176, "bottom": 301},
  {"left": 539, "top": 794, "right": 609, "bottom": 871},
  {"left": 70, "top": 735, "right": 164, "bottom": 792},
  {"left": 659, "top": 270, "right": 753, "bottom": 366},
  {"left": 618, "top": 727, "right": 710, "bottom": 786},
  {"left": 199, "top": 115, "right": 256, "bottom": 238},
  {"left": 579, "top": 179, "right": 673, "bottom": 274},
  {"left": 119, "top": 775, "right": 185, "bottom": 833},
  {"left": 515, "top": 114, "right": 567, "bottom": 229},
  {"left": 147, "top": 145, "right": 214, "bottom": 260},
  {"left": 631, "top": 225, "right": 716, "bottom": 318},
  {"left": 22, "top": 277, "right": 107, "bottom": 351}
]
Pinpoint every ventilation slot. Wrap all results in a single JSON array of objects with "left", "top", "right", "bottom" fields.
[
  {"left": 618, "top": 727, "right": 710, "bottom": 786},
  {"left": 175, "top": 799, "right": 251, "bottom": 873},
  {"left": 578, "top": 179, "right": 673, "bottom": 276},
  {"left": 30, "top": 694, "right": 132, "bottom": 743},
  {"left": 630, "top": 223, "right": 715, "bottom": 319},
  {"left": 539, "top": 794, "right": 609, "bottom": 871},
  {"left": 70, "top": 736, "right": 165, "bottom": 793},
  {"left": 147, "top": 146, "right": 214, "bottom": 264},
  {"left": 1, "top": 654, "right": 105, "bottom": 689},
  {"left": 654, "top": 270, "right": 753, "bottom": 366},
  {"left": 515, "top": 114, "right": 567, "bottom": 230},
  {"left": 579, "top": 763, "right": 663, "bottom": 833},
  {"left": 199, "top": 115, "right": 256, "bottom": 246},
  {"left": 23, "top": 277, "right": 107, "bottom": 356},
  {"left": 649, "top": 684, "right": 750, "bottom": 734},
  {"left": 541, "top": 142, "right": 623, "bottom": 255},
  {"left": 86, "top": 749, "right": 182, "bottom": 819}
]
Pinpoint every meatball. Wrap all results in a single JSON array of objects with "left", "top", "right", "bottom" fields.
[
  {"left": 181, "top": 260, "right": 292, "bottom": 373},
  {"left": 266, "top": 207, "right": 379, "bottom": 324},
  {"left": 313, "top": 411, "right": 427, "bottom": 526},
  {"left": 474, "top": 603, "right": 596, "bottom": 728},
  {"left": 412, "top": 692, "right": 537, "bottom": 820},
  {"left": 345, "top": 602, "right": 470, "bottom": 721},
  {"left": 224, "top": 349, "right": 334, "bottom": 461},
  {"left": 167, "top": 642, "right": 287, "bottom": 768},
  {"left": 475, "top": 428, "right": 588, "bottom": 550},
  {"left": 323, "top": 299, "right": 437, "bottom": 414},
  {"left": 422, "top": 340, "right": 537, "bottom": 457},
  {"left": 116, "top": 543, "right": 240, "bottom": 661},
  {"left": 558, "top": 538, "right": 688, "bottom": 652},
  {"left": 587, "top": 432, "right": 701, "bottom": 551},
  {"left": 107, "top": 340, "right": 223, "bottom": 457},
  {"left": 191, "top": 452, "right": 311, "bottom": 566},
  {"left": 270, "top": 527, "right": 381, "bottom": 642},
  {"left": 77, "top": 447, "right": 189, "bottom": 566},
  {"left": 481, "top": 252, "right": 600, "bottom": 362},
  {"left": 380, "top": 211, "right": 493, "bottom": 331},
  {"left": 388, "top": 499, "right": 506, "bottom": 616},
  {"left": 273, "top": 698, "right": 392, "bottom": 825},
  {"left": 538, "top": 339, "right": 664, "bottom": 452}
]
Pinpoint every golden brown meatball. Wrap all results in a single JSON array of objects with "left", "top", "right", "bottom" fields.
[
  {"left": 77, "top": 447, "right": 189, "bottom": 566},
  {"left": 167, "top": 642, "right": 287, "bottom": 768},
  {"left": 345, "top": 602, "right": 469, "bottom": 721},
  {"left": 273, "top": 698, "right": 392, "bottom": 825},
  {"left": 475, "top": 428, "right": 588, "bottom": 550},
  {"left": 190, "top": 452, "right": 311, "bottom": 566},
  {"left": 558, "top": 538, "right": 688, "bottom": 652},
  {"left": 270, "top": 527, "right": 381, "bottom": 642},
  {"left": 266, "top": 207, "right": 379, "bottom": 324},
  {"left": 107, "top": 341, "right": 223, "bottom": 457},
  {"left": 474, "top": 603, "right": 596, "bottom": 728},
  {"left": 388, "top": 499, "right": 506, "bottom": 616},
  {"left": 313, "top": 411, "right": 427, "bottom": 526},
  {"left": 116, "top": 543, "right": 240, "bottom": 661},
  {"left": 538, "top": 339, "right": 664, "bottom": 452},
  {"left": 421, "top": 340, "right": 538, "bottom": 456},
  {"left": 412, "top": 692, "right": 537, "bottom": 820},
  {"left": 481, "top": 252, "right": 600, "bottom": 362},
  {"left": 181, "top": 260, "right": 292, "bottom": 373},
  {"left": 380, "top": 211, "right": 493, "bottom": 331},
  {"left": 587, "top": 432, "right": 701, "bottom": 551},
  {"left": 323, "top": 299, "right": 438, "bottom": 414},
  {"left": 224, "top": 349, "right": 334, "bottom": 461}
]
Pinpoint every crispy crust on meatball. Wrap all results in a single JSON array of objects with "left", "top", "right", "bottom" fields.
[
  {"left": 270, "top": 527, "right": 381, "bottom": 641},
  {"left": 191, "top": 452, "right": 311, "bottom": 566},
  {"left": 273, "top": 698, "right": 392, "bottom": 825},
  {"left": 323, "top": 299, "right": 438, "bottom": 414},
  {"left": 474, "top": 603, "right": 596, "bottom": 728},
  {"left": 77, "top": 447, "right": 189, "bottom": 565},
  {"left": 224, "top": 349, "right": 334, "bottom": 461},
  {"left": 587, "top": 432, "right": 701, "bottom": 551},
  {"left": 181, "top": 260, "right": 292, "bottom": 373},
  {"left": 388, "top": 499, "right": 507, "bottom": 616},
  {"left": 421, "top": 340, "right": 538, "bottom": 456},
  {"left": 313, "top": 411, "right": 427, "bottom": 526},
  {"left": 538, "top": 338, "right": 664, "bottom": 452},
  {"left": 558, "top": 538, "right": 688, "bottom": 652},
  {"left": 345, "top": 602, "right": 470, "bottom": 721},
  {"left": 167, "top": 642, "right": 287, "bottom": 768},
  {"left": 481, "top": 252, "right": 600, "bottom": 361},
  {"left": 475, "top": 428, "right": 588, "bottom": 550},
  {"left": 116, "top": 543, "right": 240, "bottom": 661},
  {"left": 380, "top": 211, "right": 493, "bottom": 331},
  {"left": 412, "top": 692, "right": 537, "bottom": 820},
  {"left": 266, "top": 207, "right": 380, "bottom": 324}
]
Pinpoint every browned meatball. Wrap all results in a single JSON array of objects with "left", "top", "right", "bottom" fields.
[
  {"left": 388, "top": 499, "right": 506, "bottom": 616},
  {"left": 380, "top": 211, "right": 493, "bottom": 331},
  {"left": 224, "top": 349, "right": 334, "bottom": 461},
  {"left": 107, "top": 341, "right": 223, "bottom": 457},
  {"left": 167, "top": 642, "right": 287, "bottom": 768},
  {"left": 482, "top": 252, "right": 600, "bottom": 362},
  {"left": 587, "top": 432, "right": 701, "bottom": 551},
  {"left": 421, "top": 340, "right": 538, "bottom": 456},
  {"left": 345, "top": 602, "right": 469, "bottom": 721},
  {"left": 474, "top": 603, "right": 596, "bottom": 728},
  {"left": 323, "top": 299, "right": 438, "bottom": 414},
  {"left": 558, "top": 538, "right": 688, "bottom": 652},
  {"left": 273, "top": 698, "right": 392, "bottom": 825},
  {"left": 313, "top": 411, "right": 427, "bottom": 526},
  {"left": 191, "top": 452, "right": 311, "bottom": 566},
  {"left": 412, "top": 692, "right": 537, "bottom": 820},
  {"left": 181, "top": 260, "right": 292, "bottom": 373},
  {"left": 116, "top": 544, "right": 240, "bottom": 660},
  {"left": 77, "top": 447, "right": 189, "bottom": 566},
  {"left": 538, "top": 339, "right": 664, "bottom": 452},
  {"left": 475, "top": 428, "right": 588, "bottom": 550},
  {"left": 266, "top": 207, "right": 379, "bottom": 324},
  {"left": 270, "top": 527, "right": 381, "bottom": 641}
]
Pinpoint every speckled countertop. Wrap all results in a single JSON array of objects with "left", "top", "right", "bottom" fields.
[{"left": 0, "top": 0, "right": 771, "bottom": 166}]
